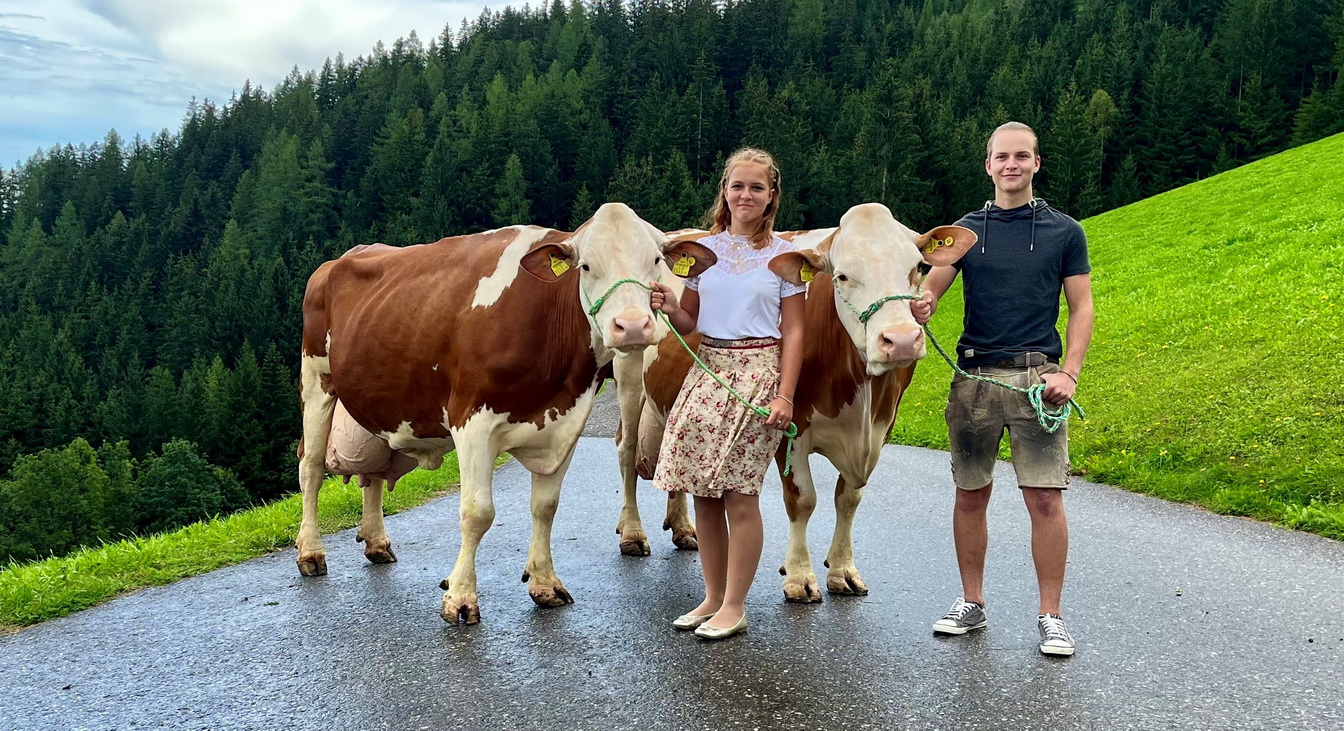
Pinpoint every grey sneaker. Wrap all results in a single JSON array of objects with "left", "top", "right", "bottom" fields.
[
  {"left": 932, "top": 598, "right": 987, "bottom": 635},
  {"left": 1037, "top": 613, "right": 1076, "bottom": 656}
]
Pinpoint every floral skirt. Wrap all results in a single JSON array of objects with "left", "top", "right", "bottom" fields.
[{"left": 653, "top": 337, "right": 783, "bottom": 498}]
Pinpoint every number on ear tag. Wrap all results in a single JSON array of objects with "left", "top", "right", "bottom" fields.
[
  {"left": 549, "top": 255, "right": 571, "bottom": 276},
  {"left": 800, "top": 264, "right": 814, "bottom": 283},
  {"left": 672, "top": 254, "right": 695, "bottom": 277}
]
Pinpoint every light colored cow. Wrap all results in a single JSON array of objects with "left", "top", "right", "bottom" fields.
[
  {"left": 296, "top": 203, "right": 714, "bottom": 623},
  {"left": 614, "top": 203, "right": 975, "bottom": 602}
]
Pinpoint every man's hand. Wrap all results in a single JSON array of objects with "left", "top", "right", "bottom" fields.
[
  {"left": 1040, "top": 371, "right": 1077, "bottom": 406},
  {"left": 911, "top": 290, "right": 937, "bottom": 325},
  {"left": 650, "top": 281, "right": 680, "bottom": 315}
]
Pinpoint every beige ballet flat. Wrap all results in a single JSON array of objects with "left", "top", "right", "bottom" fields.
[
  {"left": 694, "top": 614, "right": 748, "bottom": 640},
  {"left": 672, "top": 612, "right": 716, "bottom": 630}
]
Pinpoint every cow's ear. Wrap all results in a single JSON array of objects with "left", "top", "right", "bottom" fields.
[
  {"left": 662, "top": 238, "right": 716, "bottom": 278},
  {"left": 769, "top": 249, "right": 829, "bottom": 286},
  {"left": 520, "top": 243, "right": 576, "bottom": 282},
  {"left": 915, "top": 225, "right": 977, "bottom": 267}
]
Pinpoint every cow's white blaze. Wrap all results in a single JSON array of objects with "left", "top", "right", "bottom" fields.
[
  {"left": 470, "top": 225, "right": 549, "bottom": 309},
  {"left": 377, "top": 420, "right": 452, "bottom": 471}
]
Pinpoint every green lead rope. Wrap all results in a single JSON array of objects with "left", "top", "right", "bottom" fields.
[
  {"left": 587, "top": 279, "right": 800, "bottom": 476},
  {"left": 839, "top": 288, "right": 1084, "bottom": 434},
  {"left": 585, "top": 278, "right": 1083, "bottom": 478}
]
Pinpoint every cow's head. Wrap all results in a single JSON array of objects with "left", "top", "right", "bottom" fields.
[
  {"left": 519, "top": 203, "right": 715, "bottom": 358},
  {"left": 771, "top": 203, "right": 976, "bottom": 375}
]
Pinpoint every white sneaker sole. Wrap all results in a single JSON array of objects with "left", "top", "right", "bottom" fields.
[
  {"left": 1039, "top": 643, "right": 1075, "bottom": 656},
  {"left": 932, "top": 620, "right": 987, "bottom": 635}
]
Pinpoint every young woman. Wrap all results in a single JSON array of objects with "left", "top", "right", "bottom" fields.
[{"left": 649, "top": 148, "right": 804, "bottom": 640}]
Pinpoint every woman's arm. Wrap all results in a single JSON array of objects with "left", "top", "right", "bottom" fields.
[{"left": 766, "top": 292, "right": 804, "bottom": 430}]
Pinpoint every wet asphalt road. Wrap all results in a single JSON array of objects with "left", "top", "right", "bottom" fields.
[{"left": 3, "top": 389, "right": 1343, "bottom": 731}]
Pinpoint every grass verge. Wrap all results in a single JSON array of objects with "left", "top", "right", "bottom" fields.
[
  {"left": 0, "top": 455, "right": 465, "bottom": 631},
  {"left": 892, "top": 133, "right": 1344, "bottom": 540}
]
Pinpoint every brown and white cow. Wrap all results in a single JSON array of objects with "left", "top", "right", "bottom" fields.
[
  {"left": 297, "top": 203, "right": 713, "bottom": 623},
  {"left": 613, "top": 203, "right": 975, "bottom": 601}
]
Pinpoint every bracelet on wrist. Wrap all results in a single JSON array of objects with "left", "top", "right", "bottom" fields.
[
  {"left": 776, "top": 394, "right": 794, "bottom": 407},
  {"left": 1060, "top": 371, "right": 1078, "bottom": 384}
]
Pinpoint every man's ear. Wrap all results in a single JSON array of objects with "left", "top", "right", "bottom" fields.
[
  {"left": 769, "top": 248, "right": 829, "bottom": 286},
  {"left": 915, "top": 225, "right": 977, "bottom": 267},
  {"left": 520, "top": 242, "right": 576, "bottom": 282},
  {"left": 662, "top": 238, "right": 717, "bottom": 278}
]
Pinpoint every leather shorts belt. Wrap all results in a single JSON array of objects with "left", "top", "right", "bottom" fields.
[{"left": 982, "top": 352, "right": 1052, "bottom": 368}]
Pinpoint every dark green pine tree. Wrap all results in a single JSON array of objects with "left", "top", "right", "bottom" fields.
[{"left": 492, "top": 153, "right": 532, "bottom": 227}]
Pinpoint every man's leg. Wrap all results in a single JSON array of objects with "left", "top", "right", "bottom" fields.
[
  {"left": 1008, "top": 363, "right": 1076, "bottom": 655},
  {"left": 954, "top": 482, "right": 993, "bottom": 606},
  {"left": 936, "top": 375, "right": 1001, "bottom": 635},
  {"left": 1021, "top": 487, "right": 1068, "bottom": 615}
]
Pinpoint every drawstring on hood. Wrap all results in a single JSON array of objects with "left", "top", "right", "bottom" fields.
[{"left": 979, "top": 197, "right": 1047, "bottom": 254}]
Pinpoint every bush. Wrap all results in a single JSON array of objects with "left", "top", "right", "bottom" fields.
[{"left": 136, "top": 440, "right": 249, "bottom": 534}]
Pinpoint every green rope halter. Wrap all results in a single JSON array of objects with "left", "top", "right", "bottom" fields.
[
  {"left": 587, "top": 278, "right": 800, "bottom": 475},
  {"left": 837, "top": 286, "right": 1084, "bottom": 434}
]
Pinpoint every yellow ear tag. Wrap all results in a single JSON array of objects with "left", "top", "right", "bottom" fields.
[
  {"left": 672, "top": 254, "right": 695, "bottom": 277},
  {"left": 943, "top": 235, "right": 955, "bottom": 247},
  {"left": 549, "top": 255, "right": 570, "bottom": 277},
  {"left": 800, "top": 263, "right": 814, "bottom": 283}
]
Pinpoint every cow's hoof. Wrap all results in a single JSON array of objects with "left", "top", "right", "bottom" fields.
[
  {"left": 783, "top": 575, "right": 823, "bottom": 603},
  {"left": 441, "top": 593, "right": 481, "bottom": 625},
  {"left": 827, "top": 570, "right": 870, "bottom": 596},
  {"left": 619, "top": 529, "right": 652, "bottom": 556},
  {"left": 671, "top": 530, "right": 699, "bottom": 551},
  {"left": 297, "top": 552, "right": 327, "bottom": 577},
  {"left": 363, "top": 542, "right": 397, "bottom": 564},
  {"left": 528, "top": 581, "right": 574, "bottom": 607}
]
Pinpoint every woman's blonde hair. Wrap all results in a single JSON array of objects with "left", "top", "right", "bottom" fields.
[{"left": 703, "top": 147, "right": 782, "bottom": 248}]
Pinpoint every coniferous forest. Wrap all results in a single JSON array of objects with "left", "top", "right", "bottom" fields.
[{"left": 1, "top": 0, "right": 1342, "bottom": 563}]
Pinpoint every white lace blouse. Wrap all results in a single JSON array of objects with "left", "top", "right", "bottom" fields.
[{"left": 684, "top": 231, "right": 806, "bottom": 340}]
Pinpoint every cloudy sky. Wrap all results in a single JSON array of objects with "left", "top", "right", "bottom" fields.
[{"left": 0, "top": 0, "right": 489, "bottom": 168}]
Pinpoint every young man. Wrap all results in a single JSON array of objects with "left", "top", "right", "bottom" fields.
[{"left": 910, "top": 121, "right": 1094, "bottom": 657}]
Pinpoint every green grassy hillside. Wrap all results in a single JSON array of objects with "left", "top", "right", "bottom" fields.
[
  {"left": 0, "top": 457, "right": 464, "bottom": 630},
  {"left": 891, "top": 133, "right": 1344, "bottom": 539}
]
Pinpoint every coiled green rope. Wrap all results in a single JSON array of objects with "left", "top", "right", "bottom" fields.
[{"left": 839, "top": 288, "right": 1085, "bottom": 434}]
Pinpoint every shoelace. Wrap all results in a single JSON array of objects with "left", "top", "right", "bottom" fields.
[
  {"left": 944, "top": 600, "right": 979, "bottom": 621},
  {"left": 1039, "top": 614, "right": 1070, "bottom": 640}
]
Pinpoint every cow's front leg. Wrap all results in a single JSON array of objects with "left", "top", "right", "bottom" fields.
[
  {"left": 613, "top": 362, "right": 651, "bottom": 556},
  {"left": 779, "top": 448, "right": 822, "bottom": 603},
  {"left": 356, "top": 476, "right": 396, "bottom": 564},
  {"left": 825, "top": 475, "right": 869, "bottom": 596},
  {"left": 522, "top": 451, "right": 575, "bottom": 607},
  {"left": 440, "top": 444, "right": 496, "bottom": 624}
]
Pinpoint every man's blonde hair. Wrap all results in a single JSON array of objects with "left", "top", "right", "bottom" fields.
[
  {"left": 986, "top": 121, "right": 1039, "bottom": 158},
  {"left": 704, "top": 147, "right": 782, "bottom": 248}
]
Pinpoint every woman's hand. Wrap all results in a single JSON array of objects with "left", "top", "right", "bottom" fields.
[
  {"left": 764, "top": 396, "right": 794, "bottom": 431},
  {"left": 650, "top": 281, "right": 680, "bottom": 315}
]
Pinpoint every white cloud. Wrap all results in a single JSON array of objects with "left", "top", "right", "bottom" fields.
[
  {"left": 88, "top": 0, "right": 484, "bottom": 88},
  {"left": 0, "top": 0, "right": 490, "bottom": 166}
]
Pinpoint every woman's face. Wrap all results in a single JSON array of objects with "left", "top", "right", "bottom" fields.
[{"left": 723, "top": 161, "right": 774, "bottom": 229}]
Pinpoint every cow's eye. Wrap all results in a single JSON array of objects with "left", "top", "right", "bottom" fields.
[
  {"left": 654, "top": 256, "right": 662, "bottom": 267},
  {"left": 834, "top": 273, "right": 848, "bottom": 283},
  {"left": 580, "top": 263, "right": 591, "bottom": 272}
]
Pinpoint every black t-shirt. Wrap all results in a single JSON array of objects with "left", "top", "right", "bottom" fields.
[{"left": 951, "top": 199, "right": 1091, "bottom": 368}]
